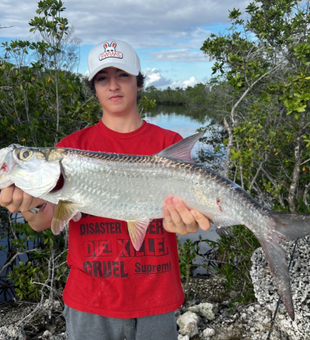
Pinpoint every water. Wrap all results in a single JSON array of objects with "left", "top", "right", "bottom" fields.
[
  {"left": 145, "top": 110, "right": 204, "bottom": 136},
  {"left": 144, "top": 107, "right": 210, "bottom": 157}
]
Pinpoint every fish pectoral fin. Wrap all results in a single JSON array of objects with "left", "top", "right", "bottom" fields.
[
  {"left": 51, "top": 200, "right": 79, "bottom": 235},
  {"left": 127, "top": 219, "right": 151, "bottom": 251}
]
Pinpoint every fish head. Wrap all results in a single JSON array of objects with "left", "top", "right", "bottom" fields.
[{"left": 0, "top": 145, "right": 64, "bottom": 198}]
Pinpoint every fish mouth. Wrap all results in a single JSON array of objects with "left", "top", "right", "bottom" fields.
[
  {"left": 0, "top": 146, "right": 15, "bottom": 189},
  {"left": 0, "top": 147, "right": 12, "bottom": 168}
]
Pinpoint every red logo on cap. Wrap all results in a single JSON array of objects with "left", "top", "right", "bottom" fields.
[{"left": 98, "top": 41, "right": 123, "bottom": 61}]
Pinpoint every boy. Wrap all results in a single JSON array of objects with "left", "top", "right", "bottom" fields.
[{"left": 0, "top": 39, "right": 210, "bottom": 340}]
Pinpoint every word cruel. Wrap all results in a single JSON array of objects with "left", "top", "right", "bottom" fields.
[{"left": 84, "top": 261, "right": 128, "bottom": 278}]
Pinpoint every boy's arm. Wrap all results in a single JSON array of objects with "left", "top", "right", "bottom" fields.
[{"left": 0, "top": 185, "right": 55, "bottom": 231}]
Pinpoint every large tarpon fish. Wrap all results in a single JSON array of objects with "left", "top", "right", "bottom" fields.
[{"left": 0, "top": 133, "right": 310, "bottom": 320}]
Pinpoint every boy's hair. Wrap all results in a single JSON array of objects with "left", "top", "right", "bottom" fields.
[{"left": 85, "top": 72, "right": 145, "bottom": 95}]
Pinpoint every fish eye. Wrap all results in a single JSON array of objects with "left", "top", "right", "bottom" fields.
[{"left": 18, "top": 149, "right": 33, "bottom": 161}]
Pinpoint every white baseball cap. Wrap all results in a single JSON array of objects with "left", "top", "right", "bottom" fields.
[{"left": 87, "top": 39, "right": 141, "bottom": 81}]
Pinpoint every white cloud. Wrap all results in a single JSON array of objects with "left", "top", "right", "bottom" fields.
[
  {"left": 145, "top": 68, "right": 161, "bottom": 85},
  {"left": 183, "top": 76, "right": 197, "bottom": 88},
  {"left": 0, "top": 0, "right": 251, "bottom": 46},
  {"left": 144, "top": 69, "right": 199, "bottom": 89},
  {"left": 144, "top": 68, "right": 171, "bottom": 88},
  {"left": 171, "top": 76, "right": 198, "bottom": 89},
  {"left": 150, "top": 49, "right": 206, "bottom": 63}
]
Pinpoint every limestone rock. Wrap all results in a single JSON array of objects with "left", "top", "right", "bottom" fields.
[
  {"left": 177, "top": 311, "right": 200, "bottom": 338},
  {"left": 178, "top": 335, "right": 190, "bottom": 340},
  {"left": 0, "top": 325, "right": 25, "bottom": 340},
  {"left": 251, "top": 235, "right": 310, "bottom": 340},
  {"left": 189, "top": 302, "right": 216, "bottom": 320},
  {"left": 202, "top": 327, "right": 215, "bottom": 338}
]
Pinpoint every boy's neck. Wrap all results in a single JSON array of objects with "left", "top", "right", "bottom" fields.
[{"left": 101, "top": 114, "right": 143, "bottom": 133}]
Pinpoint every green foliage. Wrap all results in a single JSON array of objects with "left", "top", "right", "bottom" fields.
[
  {"left": 29, "top": 0, "right": 68, "bottom": 40},
  {"left": 8, "top": 261, "right": 42, "bottom": 300},
  {"left": 207, "top": 226, "right": 260, "bottom": 304},
  {"left": 178, "top": 238, "right": 199, "bottom": 299},
  {"left": 198, "top": 0, "right": 310, "bottom": 307},
  {"left": 138, "top": 95, "right": 156, "bottom": 116},
  {"left": 178, "top": 238, "right": 197, "bottom": 279},
  {"left": 4, "top": 222, "right": 68, "bottom": 301},
  {"left": 201, "top": 0, "right": 310, "bottom": 212},
  {"left": 0, "top": 60, "right": 100, "bottom": 148},
  {"left": 178, "top": 228, "right": 260, "bottom": 306}
]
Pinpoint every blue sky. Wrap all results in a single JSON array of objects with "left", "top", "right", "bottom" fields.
[{"left": 0, "top": 0, "right": 251, "bottom": 89}]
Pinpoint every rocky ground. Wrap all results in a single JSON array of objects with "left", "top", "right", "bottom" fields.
[
  {"left": 0, "top": 277, "right": 289, "bottom": 340},
  {"left": 0, "top": 299, "right": 66, "bottom": 340},
  {"left": 177, "top": 276, "right": 290, "bottom": 340},
  {"left": 0, "top": 275, "right": 292, "bottom": 340}
]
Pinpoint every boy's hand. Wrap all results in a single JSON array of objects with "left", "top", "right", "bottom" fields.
[
  {"left": 163, "top": 195, "right": 211, "bottom": 235},
  {"left": 0, "top": 185, "right": 44, "bottom": 213}
]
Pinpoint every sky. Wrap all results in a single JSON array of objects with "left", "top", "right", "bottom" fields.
[{"left": 0, "top": 0, "right": 251, "bottom": 89}]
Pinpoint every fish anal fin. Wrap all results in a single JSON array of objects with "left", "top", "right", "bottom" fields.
[
  {"left": 156, "top": 132, "right": 204, "bottom": 162},
  {"left": 127, "top": 219, "right": 151, "bottom": 251},
  {"left": 51, "top": 200, "right": 79, "bottom": 235}
]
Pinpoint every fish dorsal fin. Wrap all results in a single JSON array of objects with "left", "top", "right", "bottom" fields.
[
  {"left": 156, "top": 132, "right": 204, "bottom": 162},
  {"left": 51, "top": 200, "right": 79, "bottom": 235},
  {"left": 127, "top": 219, "right": 151, "bottom": 251}
]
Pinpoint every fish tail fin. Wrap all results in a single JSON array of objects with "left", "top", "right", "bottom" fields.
[
  {"left": 257, "top": 211, "right": 310, "bottom": 320},
  {"left": 257, "top": 235, "right": 295, "bottom": 320},
  {"left": 271, "top": 212, "right": 310, "bottom": 240}
]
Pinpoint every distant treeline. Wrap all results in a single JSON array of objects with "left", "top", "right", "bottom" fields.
[{"left": 142, "top": 83, "right": 213, "bottom": 110}]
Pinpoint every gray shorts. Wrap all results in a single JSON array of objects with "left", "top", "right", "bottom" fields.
[{"left": 63, "top": 304, "right": 178, "bottom": 340}]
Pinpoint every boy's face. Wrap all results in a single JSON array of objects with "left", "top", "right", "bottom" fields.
[{"left": 93, "top": 67, "right": 141, "bottom": 116}]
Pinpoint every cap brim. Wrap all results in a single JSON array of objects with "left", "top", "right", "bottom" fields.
[{"left": 88, "top": 61, "right": 139, "bottom": 81}]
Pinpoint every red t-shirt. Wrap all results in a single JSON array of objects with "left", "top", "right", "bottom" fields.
[{"left": 57, "top": 120, "right": 184, "bottom": 318}]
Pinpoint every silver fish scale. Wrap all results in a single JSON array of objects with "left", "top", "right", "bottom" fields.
[
  {"left": 44, "top": 150, "right": 274, "bottom": 235},
  {"left": 55, "top": 152, "right": 198, "bottom": 220},
  {"left": 196, "top": 170, "right": 274, "bottom": 238}
]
